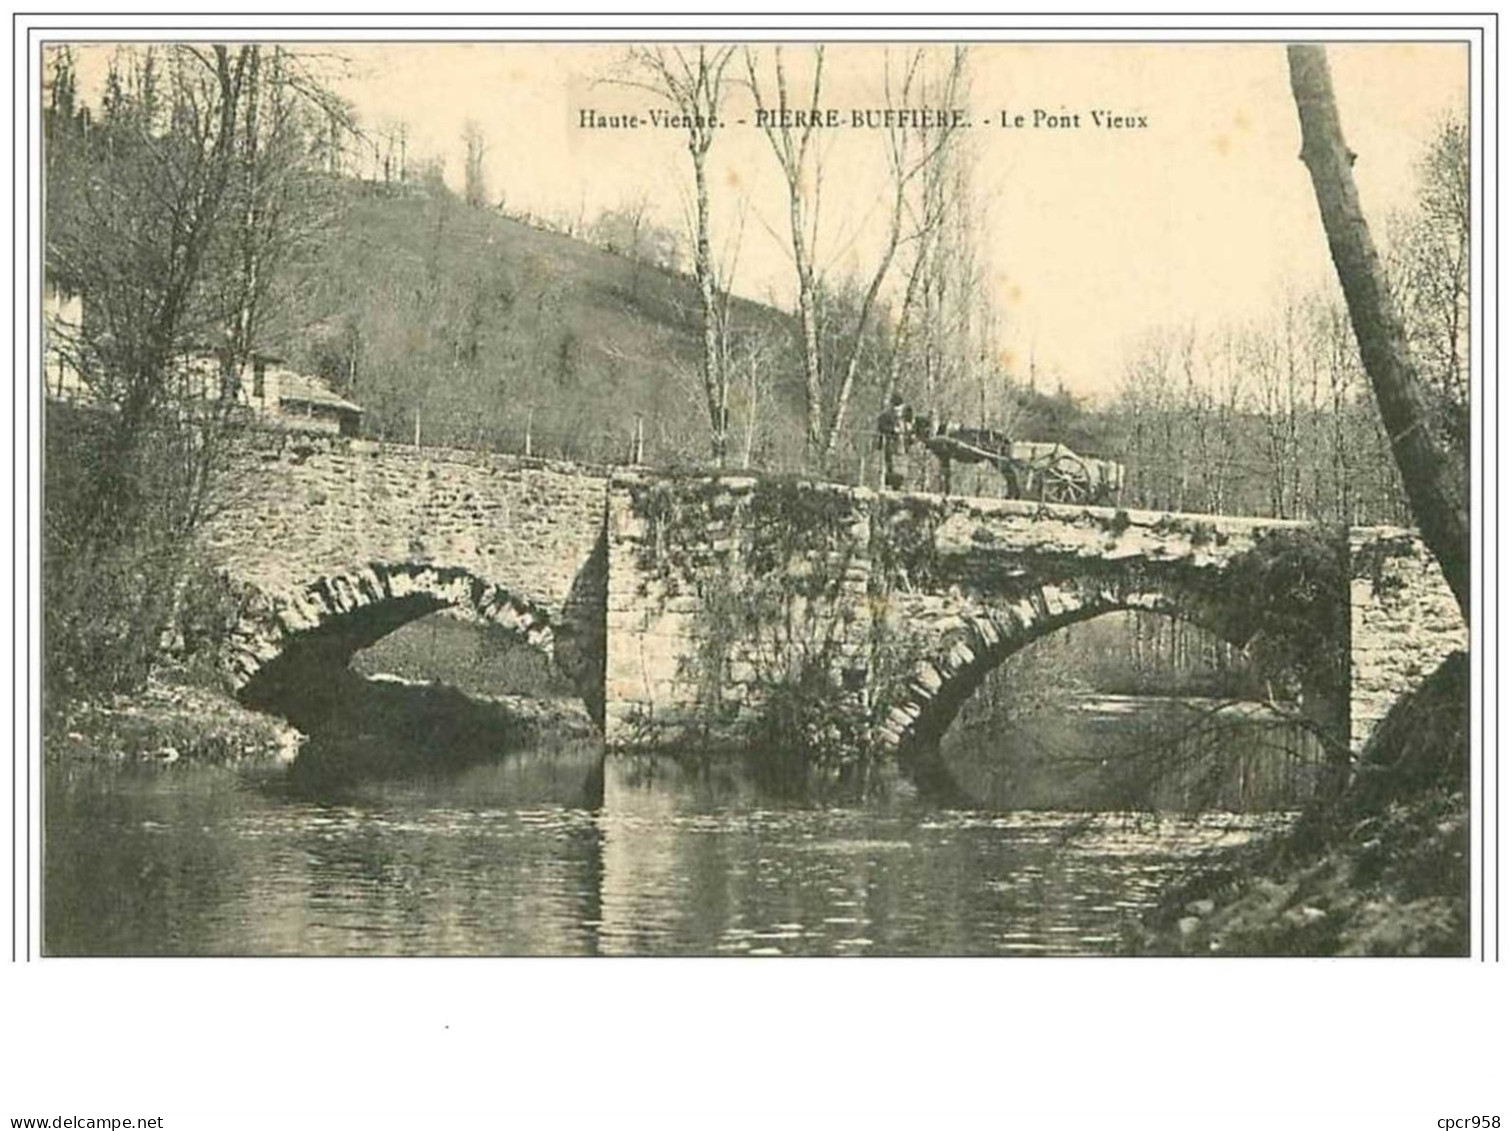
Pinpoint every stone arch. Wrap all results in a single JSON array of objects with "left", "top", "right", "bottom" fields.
[
  {"left": 225, "top": 561, "right": 558, "bottom": 696},
  {"left": 875, "top": 575, "right": 1241, "bottom": 760}
]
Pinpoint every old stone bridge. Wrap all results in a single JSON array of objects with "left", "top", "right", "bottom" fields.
[{"left": 202, "top": 433, "right": 1466, "bottom": 762}]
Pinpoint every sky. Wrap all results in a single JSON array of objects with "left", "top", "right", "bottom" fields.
[{"left": 64, "top": 40, "right": 1467, "bottom": 402}]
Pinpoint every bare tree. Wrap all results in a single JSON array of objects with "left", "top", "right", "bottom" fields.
[
  {"left": 612, "top": 45, "right": 738, "bottom": 464},
  {"left": 1388, "top": 115, "right": 1470, "bottom": 456},
  {"left": 870, "top": 49, "right": 978, "bottom": 414},
  {"left": 1252, "top": 298, "right": 1307, "bottom": 519},
  {"left": 215, "top": 48, "right": 351, "bottom": 400},
  {"left": 590, "top": 192, "right": 650, "bottom": 258},
  {"left": 590, "top": 191, "right": 685, "bottom": 298},
  {"left": 1314, "top": 297, "right": 1361, "bottom": 524},
  {"left": 1117, "top": 331, "right": 1177, "bottom": 509},
  {"left": 1287, "top": 45, "right": 1469, "bottom": 617},
  {"left": 44, "top": 43, "right": 349, "bottom": 693},
  {"left": 820, "top": 49, "right": 967, "bottom": 462},
  {"left": 1205, "top": 326, "right": 1248, "bottom": 515},
  {"left": 51, "top": 45, "right": 247, "bottom": 540},
  {"left": 747, "top": 46, "right": 967, "bottom": 469},
  {"left": 744, "top": 45, "right": 827, "bottom": 466},
  {"left": 906, "top": 55, "right": 989, "bottom": 432},
  {"left": 736, "top": 329, "right": 786, "bottom": 469}
]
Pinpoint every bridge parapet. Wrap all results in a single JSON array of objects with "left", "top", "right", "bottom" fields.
[{"left": 876, "top": 492, "right": 1311, "bottom": 593}]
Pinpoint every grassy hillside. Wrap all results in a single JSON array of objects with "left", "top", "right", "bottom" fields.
[
  {"left": 257, "top": 179, "right": 1411, "bottom": 523},
  {"left": 265, "top": 180, "right": 809, "bottom": 469}
]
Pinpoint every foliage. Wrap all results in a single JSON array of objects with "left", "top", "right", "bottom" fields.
[
  {"left": 1131, "top": 784, "right": 1467, "bottom": 956},
  {"left": 1126, "top": 643, "right": 1468, "bottom": 955},
  {"left": 629, "top": 476, "right": 875, "bottom": 777},
  {"left": 628, "top": 473, "right": 857, "bottom": 585},
  {"left": 45, "top": 681, "right": 302, "bottom": 767},
  {"left": 44, "top": 407, "right": 245, "bottom": 699},
  {"left": 43, "top": 45, "right": 348, "bottom": 700},
  {"left": 746, "top": 659, "right": 872, "bottom": 787},
  {"left": 1213, "top": 527, "right": 1350, "bottom": 711},
  {"left": 869, "top": 495, "right": 945, "bottom": 591},
  {"left": 1129, "top": 764, "right": 1467, "bottom": 956}
]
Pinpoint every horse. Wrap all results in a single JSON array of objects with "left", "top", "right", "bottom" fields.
[{"left": 910, "top": 413, "right": 1023, "bottom": 497}]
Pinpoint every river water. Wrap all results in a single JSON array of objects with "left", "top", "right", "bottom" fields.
[{"left": 44, "top": 695, "right": 1297, "bottom": 957}]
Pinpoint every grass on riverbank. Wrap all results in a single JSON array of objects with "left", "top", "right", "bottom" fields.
[
  {"left": 45, "top": 680, "right": 305, "bottom": 768},
  {"left": 1125, "top": 785, "right": 1466, "bottom": 955},
  {"left": 1126, "top": 651, "right": 1469, "bottom": 957}
]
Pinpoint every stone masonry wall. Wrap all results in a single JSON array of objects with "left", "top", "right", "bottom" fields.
[
  {"left": 1349, "top": 529, "right": 1468, "bottom": 751},
  {"left": 602, "top": 478, "right": 1339, "bottom": 751},
  {"left": 872, "top": 493, "right": 1307, "bottom": 647},
  {"left": 199, "top": 433, "right": 609, "bottom": 691},
  {"left": 867, "top": 495, "right": 1344, "bottom": 752},
  {"left": 196, "top": 437, "right": 1466, "bottom": 757},
  {"left": 602, "top": 474, "right": 872, "bottom": 748}
]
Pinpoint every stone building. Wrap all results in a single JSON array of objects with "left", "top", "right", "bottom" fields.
[
  {"left": 42, "top": 282, "right": 363, "bottom": 436},
  {"left": 239, "top": 355, "right": 365, "bottom": 437}
]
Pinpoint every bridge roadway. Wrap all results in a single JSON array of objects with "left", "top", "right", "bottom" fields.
[{"left": 198, "top": 434, "right": 1466, "bottom": 758}]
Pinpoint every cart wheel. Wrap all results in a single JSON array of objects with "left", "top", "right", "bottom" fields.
[{"left": 1041, "top": 454, "right": 1092, "bottom": 504}]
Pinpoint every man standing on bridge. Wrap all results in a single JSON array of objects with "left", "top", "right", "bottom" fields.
[{"left": 876, "top": 392, "right": 914, "bottom": 490}]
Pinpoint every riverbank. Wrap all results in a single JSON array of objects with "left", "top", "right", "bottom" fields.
[
  {"left": 1127, "top": 652, "right": 1469, "bottom": 956},
  {"left": 46, "top": 671, "right": 597, "bottom": 772},
  {"left": 44, "top": 680, "right": 306, "bottom": 767},
  {"left": 1125, "top": 785, "right": 1466, "bottom": 955}
]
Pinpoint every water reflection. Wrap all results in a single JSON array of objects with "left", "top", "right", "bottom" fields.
[
  {"left": 46, "top": 735, "right": 1281, "bottom": 956},
  {"left": 939, "top": 695, "right": 1324, "bottom": 811}
]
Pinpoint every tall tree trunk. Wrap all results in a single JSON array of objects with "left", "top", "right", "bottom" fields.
[
  {"left": 821, "top": 208, "right": 902, "bottom": 462},
  {"left": 1287, "top": 45, "right": 1469, "bottom": 618},
  {"left": 692, "top": 151, "right": 726, "bottom": 465},
  {"left": 790, "top": 187, "right": 823, "bottom": 466}
]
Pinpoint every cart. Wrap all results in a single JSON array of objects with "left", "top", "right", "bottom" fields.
[{"left": 916, "top": 426, "right": 1124, "bottom": 505}]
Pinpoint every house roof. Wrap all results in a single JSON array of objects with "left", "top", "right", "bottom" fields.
[{"left": 274, "top": 368, "right": 364, "bottom": 415}]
